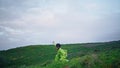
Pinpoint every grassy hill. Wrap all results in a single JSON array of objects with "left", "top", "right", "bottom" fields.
[{"left": 0, "top": 40, "right": 120, "bottom": 68}]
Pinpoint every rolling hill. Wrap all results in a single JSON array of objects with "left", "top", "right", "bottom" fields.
[{"left": 0, "top": 40, "right": 120, "bottom": 68}]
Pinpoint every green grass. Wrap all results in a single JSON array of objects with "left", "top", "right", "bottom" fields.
[{"left": 0, "top": 40, "right": 120, "bottom": 68}]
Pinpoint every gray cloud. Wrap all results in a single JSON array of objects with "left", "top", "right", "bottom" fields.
[{"left": 0, "top": 0, "right": 120, "bottom": 50}]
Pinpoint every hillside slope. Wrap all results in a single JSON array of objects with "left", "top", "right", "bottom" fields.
[{"left": 0, "top": 40, "right": 120, "bottom": 68}]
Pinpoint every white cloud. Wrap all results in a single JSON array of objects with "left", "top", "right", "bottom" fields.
[
  {"left": 21, "top": 9, "right": 58, "bottom": 28},
  {"left": 1, "top": 26, "right": 24, "bottom": 35},
  {"left": 84, "top": 3, "right": 99, "bottom": 10},
  {"left": 0, "top": 32, "right": 4, "bottom": 35}
]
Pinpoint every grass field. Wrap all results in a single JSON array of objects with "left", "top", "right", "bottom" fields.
[{"left": 0, "top": 40, "right": 120, "bottom": 68}]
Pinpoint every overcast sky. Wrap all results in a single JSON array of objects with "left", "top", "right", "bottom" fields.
[{"left": 0, "top": 0, "right": 120, "bottom": 50}]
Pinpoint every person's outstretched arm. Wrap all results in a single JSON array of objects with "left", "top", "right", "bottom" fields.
[{"left": 52, "top": 41, "right": 56, "bottom": 46}]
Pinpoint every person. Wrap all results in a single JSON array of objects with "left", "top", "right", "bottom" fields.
[{"left": 54, "top": 42, "right": 69, "bottom": 63}]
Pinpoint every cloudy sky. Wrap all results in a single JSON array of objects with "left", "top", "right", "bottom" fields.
[{"left": 0, "top": 0, "right": 120, "bottom": 50}]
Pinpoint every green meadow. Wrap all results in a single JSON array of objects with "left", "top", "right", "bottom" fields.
[{"left": 0, "top": 40, "right": 120, "bottom": 68}]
